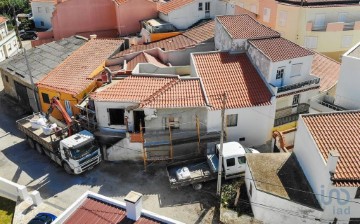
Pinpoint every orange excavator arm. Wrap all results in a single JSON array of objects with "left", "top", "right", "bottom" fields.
[{"left": 46, "top": 97, "right": 73, "bottom": 135}]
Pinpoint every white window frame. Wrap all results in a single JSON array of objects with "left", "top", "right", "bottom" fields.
[
  {"left": 276, "top": 67, "right": 285, "bottom": 80},
  {"left": 290, "top": 63, "right": 302, "bottom": 77},
  {"left": 338, "top": 12, "right": 347, "bottom": 23},
  {"left": 226, "top": 114, "right": 238, "bottom": 127},
  {"left": 250, "top": 4, "right": 257, "bottom": 13},
  {"left": 198, "top": 2, "right": 203, "bottom": 11},
  {"left": 292, "top": 94, "right": 300, "bottom": 105},
  {"left": 278, "top": 11, "right": 287, "bottom": 27},
  {"left": 314, "top": 14, "right": 326, "bottom": 29},
  {"left": 263, "top": 8, "right": 271, "bottom": 23}
]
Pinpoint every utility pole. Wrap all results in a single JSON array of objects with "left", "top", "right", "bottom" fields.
[
  {"left": 23, "top": 48, "right": 41, "bottom": 112},
  {"left": 216, "top": 92, "right": 227, "bottom": 196}
]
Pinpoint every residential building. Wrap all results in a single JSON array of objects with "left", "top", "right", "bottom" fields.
[
  {"left": 53, "top": 191, "right": 183, "bottom": 224},
  {"left": 293, "top": 111, "right": 360, "bottom": 223},
  {"left": 227, "top": 0, "right": 360, "bottom": 61},
  {"left": 0, "top": 16, "right": 20, "bottom": 62},
  {"left": 191, "top": 51, "right": 276, "bottom": 147},
  {"left": 30, "top": 0, "right": 56, "bottom": 29},
  {"left": 0, "top": 36, "right": 87, "bottom": 112},
  {"left": 245, "top": 153, "right": 322, "bottom": 223},
  {"left": 37, "top": 38, "right": 123, "bottom": 120},
  {"left": 158, "top": 0, "right": 235, "bottom": 29}
]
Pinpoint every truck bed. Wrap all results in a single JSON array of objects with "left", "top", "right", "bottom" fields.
[
  {"left": 166, "top": 157, "right": 217, "bottom": 188},
  {"left": 16, "top": 113, "right": 66, "bottom": 152}
]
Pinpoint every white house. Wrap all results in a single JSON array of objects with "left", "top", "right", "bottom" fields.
[
  {"left": 30, "top": 0, "right": 56, "bottom": 29},
  {"left": 334, "top": 42, "right": 360, "bottom": 110},
  {"left": 0, "top": 16, "right": 19, "bottom": 62},
  {"left": 293, "top": 111, "right": 360, "bottom": 223},
  {"left": 158, "top": 0, "right": 235, "bottom": 30},
  {"left": 245, "top": 153, "right": 323, "bottom": 224},
  {"left": 190, "top": 51, "right": 276, "bottom": 147}
]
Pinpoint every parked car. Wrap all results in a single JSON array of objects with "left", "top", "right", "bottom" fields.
[
  {"left": 28, "top": 213, "right": 57, "bottom": 224},
  {"left": 19, "top": 30, "right": 37, "bottom": 40}
]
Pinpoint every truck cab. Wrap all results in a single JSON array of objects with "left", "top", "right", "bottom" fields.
[
  {"left": 215, "top": 142, "right": 259, "bottom": 179},
  {"left": 59, "top": 130, "right": 101, "bottom": 174}
]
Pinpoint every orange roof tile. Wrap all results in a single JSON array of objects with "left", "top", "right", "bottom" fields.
[
  {"left": 0, "top": 16, "right": 8, "bottom": 24},
  {"left": 192, "top": 52, "right": 273, "bottom": 110},
  {"left": 158, "top": 0, "right": 194, "bottom": 14},
  {"left": 302, "top": 111, "right": 360, "bottom": 187},
  {"left": 311, "top": 51, "right": 340, "bottom": 92},
  {"left": 92, "top": 76, "right": 206, "bottom": 108},
  {"left": 249, "top": 38, "right": 314, "bottom": 62},
  {"left": 38, "top": 39, "right": 123, "bottom": 96},
  {"left": 217, "top": 15, "right": 280, "bottom": 39},
  {"left": 126, "top": 52, "right": 167, "bottom": 71},
  {"left": 182, "top": 20, "right": 215, "bottom": 43}
]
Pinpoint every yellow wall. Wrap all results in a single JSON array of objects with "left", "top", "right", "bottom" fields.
[
  {"left": 150, "top": 32, "right": 181, "bottom": 42},
  {"left": 272, "top": 121, "right": 297, "bottom": 132},
  {"left": 275, "top": 4, "right": 303, "bottom": 43}
]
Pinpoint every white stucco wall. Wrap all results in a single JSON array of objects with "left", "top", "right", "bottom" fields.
[
  {"left": 245, "top": 164, "right": 323, "bottom": 224},
  {"left": 31, "top": 1, "right": 55, "bottom": 29},
  {"left": 214, "top": 18, "right": 233, "bottom": 51},
  {"left": 206, "top": 102, "right": 276, "bottom": 147},
  {"left": 275, "top": 88, "right": 318, "bottom": 110},
  {"left": 335, "top": 51, "right": 360, "bottom": 110}
]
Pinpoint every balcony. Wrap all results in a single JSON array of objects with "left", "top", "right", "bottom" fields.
[
  {"left": 272, "top": 76, "right": 320, "bottom": 95},
  {"left": 274, "top": 103, "right": 310, "bottom": 127},
  {"left": 307, "top": 21, "right": 360, "bottom": 32}
]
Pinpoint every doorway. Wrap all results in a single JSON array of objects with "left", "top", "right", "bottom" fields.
[
  {"left": 133, "top": 111, "right": 145, "bottom": 133},
  {"left": 14, "top": 81, "right": 31, "bottom": 112}
]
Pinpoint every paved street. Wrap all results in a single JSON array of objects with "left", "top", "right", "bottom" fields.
[{"left": 0, "top": 79, "right": 219, "bottom": 224}]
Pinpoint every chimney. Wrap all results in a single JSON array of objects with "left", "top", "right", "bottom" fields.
[
  {"left": 124, "top": 191, "right": 142, "bottom": 221},
  {"left": 89, "top": 34, "right": 97, "bottom": 40},
  {"left": 327, "top": 150, "right": 340, "bottom": 174}
]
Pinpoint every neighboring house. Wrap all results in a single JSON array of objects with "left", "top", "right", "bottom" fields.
[
  {"left": 37, "top": 38, "right": 123, "bottom": 120},
  {"left": 245, "top": 153, "right": 322, "bottom": 223},
  {"left": 227, "top": 0, "right": 360, "bottom": 61},
  {"left": 0, "top": 16, "right": 20, "bottom": 62},
  {"left": 191, "top": 51, "right": 276, "bottom": 147},
  {"left": 293, "top": 111, "right": 360, "bottom": 223},
  {"left": 114, "top": 0, "right": 157, "bottom": 36},
  {"left": 30, "top": 0, "right": 56, "bottom": 29},
  {"left": 53, "top": 191, "right": 183, "bottom": 224},
  {"left": 0, "top": 36, "right": 87, "bottom": 112},
  {"left": 158, "top": 0, "right": 234, "bottom": 29}
]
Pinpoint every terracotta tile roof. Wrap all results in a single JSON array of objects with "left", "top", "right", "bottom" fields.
[
  {"left": 158, "top": 0, "right": 194, "bottom": 14},
  {"left": 217, "top": 15, "right": 280, "bottom": 39},
  {"left": 64, "top": 197, "right": 162, "bottom": 224},
  {"left": 182, "top": 20, "right": 215, "bottom": 43},
  {"left": 311, "top": 51, "right": 340, "bottom": 92},
  {"left": 302, "top": 111, "right": 360, "bottom": 187},
  {"left": 38, "top": 39, "right": 122, "bottom": 96},
  {"left": 126, "top": 52, "right": 167, "bottom": 71},
  {"left": 249, "top": 38, "right": 314, "bottom": 62},
  {"left": 0, "top": 16, "right": 8, "bottom": 24},
  {"left": 112, "top": 20, "right": 214, "bottom": 58},
  {"left": 192, "top": 52, "right": 273, "bottom": 110},
  {"left": 114, "top": 0, "right": 127, "bottom": 4},
  {"left": 143, "top": 52, "right": 168, "bottom": 67},
  {"left": 92, "top": 76, "right": 206, "bottom": 108}
]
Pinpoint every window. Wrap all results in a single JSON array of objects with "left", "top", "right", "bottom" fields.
[
  {"left": 198, "top": 2, "right": 203, "bottom": 11},
  {"left": 13, "top": 40, "right": 17, "bottom": 47},
  {"left": 238, "top": 156, "right": 246, "bottom": 164},
  {"left": 108, "top": 108, "right": 125, "bottom": 125},
  {"left": 249, "top": 182, "right": 253, "bottom": 197},
  {"left": 165, "top": 116, "right": 180, "bottom": 129},
  {"left": 5, "top": 75, "right": 9, "bottom": 83},
  {"left": 250, "top": 4, "right": 257, "bottom": 13},
  {"left": 314, "top": 14, "right": 326, "bottom": 29},
  {"left": 338, "top": 12, "right": 347, "bottom": 22},
  {"left": 205, "top": 2, "right": 210, "bottom": 12},
  {"left": 226, "top": 158, "right": 235, "bottom": 167},
  {"left": 291, "top": 63, "right": 302, "bottom": 77},
  {"left": 239, "top": 137, "right": 245, "bottom": 142},
  {"left": 45, "top": 7, "right": 50, "bottom": 13},
  {"left": 37, "top": 7, "right": 43, "bottom": 13},
  {"left": 292, "top": 94, "right": 300, "bottom": 105},
  {"left": 342, "top": 35, "right": 353, "bottom": 48},
  {"left": 349, "top": 218, "right": 360, "bottom": 224},
  {"left": 263, "top": 8, "right": 271, "bottom": 23},
  {"left": 305, "top": 36, "right": 318, "bottom": 49},
  {"left": 276, "top": 67, "right": 285, "bottom": 79},
  {"left": 41, "top": 93, "right": 50, "bottom": 104},
  {"left": 355, "top": 187, "right": 360, "bottom": 198},
  {"left": 41, "top": 21, "right": 45, "bottom": 27},
  {"left": 226, "top": 114, "right": 238, "bottom": 127},
  {"left": 278, "top": 11, "right": 287, "bottom": 27}
]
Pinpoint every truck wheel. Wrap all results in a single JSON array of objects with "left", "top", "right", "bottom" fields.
[
  {"left": 63, "top": 163, "right": 73, "bottom": 175},
  {"left": 192, "top": 183, "right": 203, "bottom": 191},
  {"left": 26, "top": 136, "right": 35, "bottom": 149},
  {"left": 35, "top": 143, "right": 44, "bottom": 155}
]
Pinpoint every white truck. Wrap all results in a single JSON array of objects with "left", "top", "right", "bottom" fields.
[
  {"left": 166, "top": 142, "right": 259, "bottom": 190},
  {"left": 17, "top": 113, "right": 102, "bottom": 174}
]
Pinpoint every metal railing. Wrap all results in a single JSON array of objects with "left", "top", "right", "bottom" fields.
[
  {"left": 277, "top": 77, "right": 320, "bottom": 93},
  {"left": 274, "top": 104, "right": 310, "bottom": 127}
]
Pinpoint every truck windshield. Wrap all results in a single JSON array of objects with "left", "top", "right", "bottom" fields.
[{"left": 69, "top": 142, "right": 97, "bottom": 160}]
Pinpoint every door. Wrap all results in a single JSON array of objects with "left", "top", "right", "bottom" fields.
[
  {"left": 224, "top": 155, "right": 245, "bottom": 178},
  {"left": 133, "top": 111, "right": 145, "bottom": 133},
  {"left": 14, "top": 81, "right": 31, "bottom": 112},
  {"left": 205, "top": 2, "right": 210, "bottom": 18}
]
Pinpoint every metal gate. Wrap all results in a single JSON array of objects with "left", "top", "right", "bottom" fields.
[{"left": 14, "top": 81, "right": 31, "bottom": 111}]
